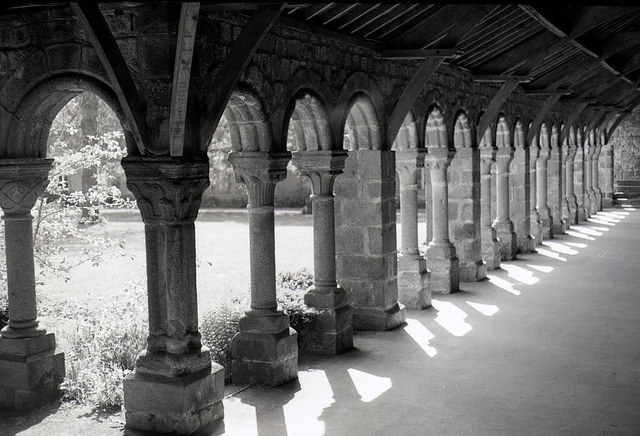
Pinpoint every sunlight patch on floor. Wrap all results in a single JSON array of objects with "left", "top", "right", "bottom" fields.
[
  {"left": 500, "top": 264, "right": 539, "bottom": 285},
  {"left": 222, "top": 396, "right": 258, "bottom": 436},
  {"left": 565, "top": 241, "right": 587, "bottom": 248},
  {"left": 283, "top": 369, "right": 334, "bottom": 436},
  {"left": 571, "top": 226, "right": 602, "bottom": 236},
  {"left": 565, "top": 229, "right": 596, "bottom": 240},
  {"left": 527, "top": 264, "right": 554, "bottom": 273},
  {"left": 587, "top": 217, "right": 615, "bottom": 226},
  {"left": 431, "top": 299, "right": 473, "bottom": 337},
  {"left": 466, "top": 301, "right": 499, "bottom": 316},
  {"left": 347, "top": 369, "right": 392, "bottom": 403},
  {"left": 403, "top": 318, "right": 437, "bottom": 357},
  {"left": 487, "top": 274, "right": 523, "bottom": 294},
  {"left": 587, "top": 225, "right": 609, "bottom": 232},
  {"left": 542, "top": 241, "right": 579, "bottom": 255}
]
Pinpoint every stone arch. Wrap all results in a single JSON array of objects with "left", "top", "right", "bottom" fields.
[
  {"left": 337, "top": 72, "right": 385, "bottom": 149},
  {"left": 495, "top": 115, "right": 511, "bottom": 148},
  {"left": 539, "top": 122, "right": 550, "bottom": 150},
  {"left": 550, "top": 124, "right": 559, "bottom": 148},
  {"left": 223, "top": 90, "right": 272, "bottom": 152},
  {"left": 576, "top": 124, "right": 583, "bottom": 146},
  {"left": 392, "top": 110, "right": 419, "bottom": 150},
  {"left": 4, "top": 73, "right": 128, "bottom": 159},
  {"left": 569, "top": 125, "right": 577, "bottom": 146},
  {"left": 274, "top": 67, "right": 336, "bottom": 151},
  {"left": 342, "top": 93, "right": 383, "bottom": 151},
  {"left": 284, "top": 91, "right": 333, "bottom": 151},
  {"left": 425, "top": 105, "right": 448, "bottom": 148},
  {"left": 588, "top": 128, "right": 596, "bottom": 146},
  {"left": 453, "top": 111, "right": 474, "bottom": 148},
  {"left": 514, "top": 119, "right": 526, "bottom": 148}
]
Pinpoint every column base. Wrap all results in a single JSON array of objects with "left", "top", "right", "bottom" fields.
[
  {"left": 303, "top": 287, "right": 354, "bottom": 355},
  {"left": 231, "top": 327, "right": 298, "bottom": 387},
  {"left": 0, "top": 333, "right": 65, "bottom": 411},
  {"left": 297, "top": 305, "right": 353, "bottom": 355},
  {"left": 459, "top": 259, "right": 487, "bottom": 282},
  {"left": 568, "top": 203, "right": 579, "bottom": 224},
  {"left": 124, "top": 364, "right": 224, "bottom": 434},
  {"left": 398, "top": 255, "right": 430, "bottom": 309},
  {"left": 577, "top": 207, "right": 588, "bottom": 222},
  {"left": 482, "top": 227, "right": 501, "bottom": 270},
  {"left": 540, "top": 215, "right": 553, "bottom": 239},
  {"left": 495, "top": 222, "right": 517, "bottom": 260},
  {"left": 352, "top": 302, "right": 406, "bottom": 331},
  {"left": 603, "top": 194, "right": 614, "bottom": 208},
  {"left": 426, "top": 257, "right": 460, "bottom": 294},
  {"left": 517, "top": 235, "right": 536, "bottom": 254},
  {"left": 553, "top": 219, "right": 568, "bottom": 235},
  {"left": 588, "top": 192, "right": 597, "bottom": 214},
  {"left": 595, "top": 192, "right": 602, "bottom": 211}
]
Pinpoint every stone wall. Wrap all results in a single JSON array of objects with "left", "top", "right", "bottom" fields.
[{"left": 610, "top": 107, "right": 640, "bottom": 181}]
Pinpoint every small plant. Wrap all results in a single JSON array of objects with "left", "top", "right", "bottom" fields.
[
  {"left": 0, "top": 293, "right": 7, "bottom": 330},
  {"left": 58, "top": 281, "right": 147, "bottom": 409},
  {"left": 200, "top": 298, "right": 245, "bottom": 383}
]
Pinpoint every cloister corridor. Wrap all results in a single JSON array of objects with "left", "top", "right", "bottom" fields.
[{"left": 2, "top": 205, "right": 638, "bottom": 436}]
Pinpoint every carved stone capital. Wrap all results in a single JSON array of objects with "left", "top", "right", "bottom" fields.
[
  {"left": 0, "top": 159, "right": 53, "bottom": 216},
  {"left": 495, "top": 147, "right": 514, "bottom": 170},
  {"left": 424, "top": 147, "right": 454, "bottom": 172},
  {"left": 291, "top": 149, "right": 347, "bottom": 196},
  {"left": 396, "top": 149, "right": 426, "bottom": 187},
  {"left": 121, "top": 157, "right": 210, "bottom": 225},
  {"left": 228, "top": 151, "right": 291, "bottom": 206}
]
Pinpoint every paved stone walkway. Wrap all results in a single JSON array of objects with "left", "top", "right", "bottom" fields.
[{"left": 1, "top": 206, "right": 638, "bottom": 435}]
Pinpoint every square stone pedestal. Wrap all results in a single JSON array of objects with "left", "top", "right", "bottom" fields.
[
  {"left": 553, "top": 219, "right": 569, "bottom": 235},
  {"left": 124, "top": 363, "right": 224, "bottom": 434},
  {"left": 353, "top": 301, "right": 406, "bottom": 331},
  {"left": 459, "top": 259, "right": 487, "bottom": 282},
  {"left": 0, "top": 333, "right": 65, "bottom": 411},
  {"left": 231, "top": 327, "right": 298, "bottom": 386},
  {"left": 297, "top": 305, "right": 353, "bottom": 355},
  {"left": 398, "top": 255, "right": 430, "bottom": 309},
  {"left": 517, "top": 235, "right": 537, "bottom": 254},
  {"left": 426, "top": 243, "right": 460, "bottom": 294}
]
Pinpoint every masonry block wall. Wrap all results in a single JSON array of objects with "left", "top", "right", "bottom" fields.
[
  {"left": 335, "top": 150, "right": 404, "bottom": 331},
  {"left": 448, "top": 149, "right": 484, "bottom": 280},
  {"left": 510, "top": 146, "right": 532, "bottom": 252},
  {"left": 610, "top": 107, "right": 640, "bottom": 181},
  {"left": 548, "top": 146, "right": 563, "bottom": 233}
]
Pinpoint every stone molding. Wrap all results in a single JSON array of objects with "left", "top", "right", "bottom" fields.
[
  {"left": 121, "top": 157, "right": 210, "bottom": 225},
  {"left": 228, "top": 151, "right": 291, "bottom": 206},
  {"left": 292, "top": 149, "right": 347, "bottom": 196},
  {"left": 0, "top": 159, "right": 53, "bottom": 216}
]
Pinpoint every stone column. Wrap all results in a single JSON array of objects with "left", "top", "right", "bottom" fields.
[
  {"left": 592, "top": 144, "right": 602, "bottom": 212},
  {"left": 599, "top": 143, "right": 614, "bottom": 207},
  {"left": 292, "top": 150, "right": 354, "bottom": 353},
  {"left": 480, "top": 148, "right": 501, "bottom": 270},
  {"left": 566, "top": 145, "right": 579, "bottom": 224},
  {"left": 536, "top": 147, "right": 553, "bottom": 239},
  {"left": 395, "top": 149, "right": 430, "bottom": 309},
  {"left": 585, "top": 144, "right": 597, "bottom": 215},
  {"left": 560, "top": 144, "right": 571, "bottom": 228},
  {"left": 335, "top": 150, "right": 405, "bottom": 330},
  {"left": 425, "top": 148, "right": 459, "bottom": 293},
  {"left": 494, "top": 148, "right": 517, "bottom": 260},
  {"left": 227, "top": 152, "right": 298, "bottom": 384},
  {"left": 529, "top": 146, "right": 543, "bottom": 244},
  {"left": 575, "top": 144, "right": 588, "bottom": 221},
  {"left": 448, "top": 147, "right": 486, "bottom": 282},
  {"left": 510, "top": 145, "right": 535, "bottom": 253},
  {"left": 548, "top": 146, "right": 566, "bottom": 234},
  {"left": 0, "top": 159, "right": 64, "bottom": 411},
  {"left": 121, "top": 157, "right": 224, "bottom": 434}
]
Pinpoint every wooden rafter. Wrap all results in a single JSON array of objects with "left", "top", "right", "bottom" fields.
[
  {"left": 71, "top": 2, "right": 147, "bottom": 154},
  {"left": 169, "top": 2, "right": 200, "bottom": 157},
  {"left": 526, "top": 94, "right": 563, "bottom": 145},
  {"left": 560, "top": 101, "right": 590, "bottom": 145},
  {"left": 200, "top": 4, "right": 284, "bottom": 150},
  {"left": 476, "top": 77, "right": 526, "bottom": 145}
]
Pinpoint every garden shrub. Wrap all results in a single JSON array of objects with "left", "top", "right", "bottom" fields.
[
  {"left": 0, "top": 293, "right": 7, "bottom": 330},
  {"left": 200, "top": 269, "right": 318, "bottom": 383},
  {"left": 58, "top": 281, "right": 147, "bottom": 409}
]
